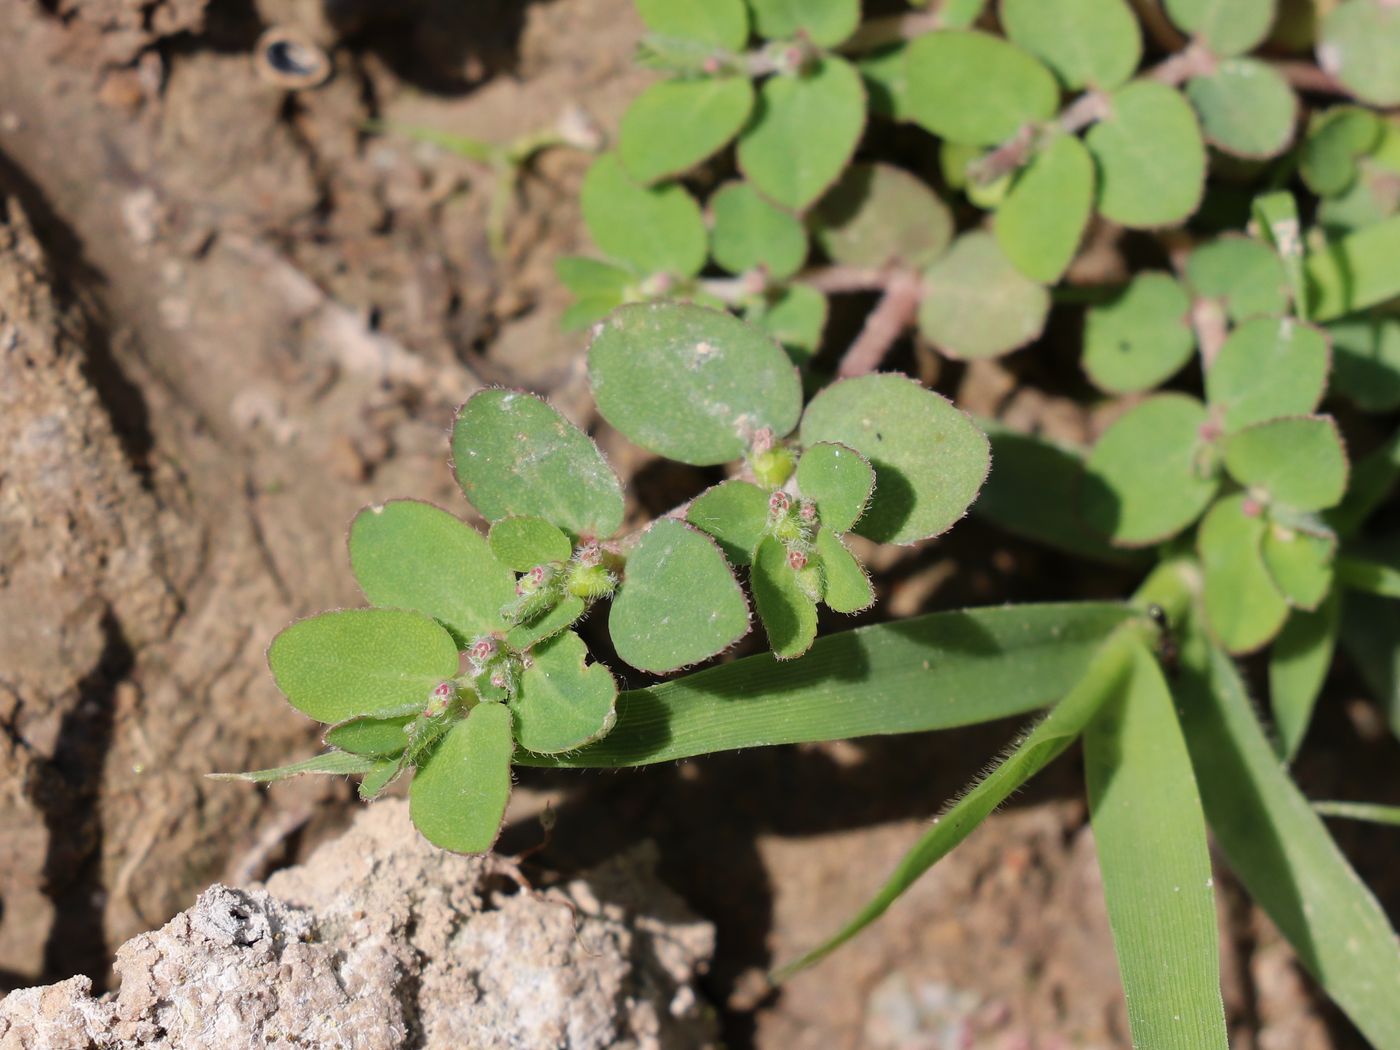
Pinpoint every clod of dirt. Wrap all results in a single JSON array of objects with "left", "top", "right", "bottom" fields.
[{"left": 0, "top": 801, "right": 719, "bottom": 1049}]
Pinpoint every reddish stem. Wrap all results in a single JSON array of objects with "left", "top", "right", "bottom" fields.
[{"left": 837, "top": 270, "right": 924, "bottom": 378}]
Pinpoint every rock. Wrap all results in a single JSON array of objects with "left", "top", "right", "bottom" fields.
[{"left": 0, "top": 801, "right": 719, "bottom": 1050}]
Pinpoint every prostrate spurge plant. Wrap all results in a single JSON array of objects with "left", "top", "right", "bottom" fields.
[
  {"left": 219, "top": 302, "right": 990, "bottom": 851},
  {"left": 219, "top": 1, "right": 1400, "bottom": 1047}
]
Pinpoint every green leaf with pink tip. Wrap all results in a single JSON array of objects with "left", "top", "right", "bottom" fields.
[
  {"left": 1199, "top": 493, "right": 1290, "bottom": 654},
  {"left": 588, "top": 302, "right": 802, "bottom": 466},
  {"left": 1222, "top": 416, "right": 1349, "bottom": 512},
  {"left": 452, "top": 389, "right": 625, "bottom": 540},
  {"left": 687, "top": 480, "right": 770, "bottom": 566},
  {"left": 268, "top": 608, "right": 460, "bottom": 724},
  {"left": 351, "top": 500, "right": 516, "bottom": 645},
  {"left": 816, "top": 528, "right": 873, "bottom": 614},
  {"left": 796, "top": 441, "right": 874, "bottom": 534},
  {"left": 799, "top": 374, "right": 991, "bottom": 545},
  {"left": 511, "top": 630, "right": 619, "bottom": 754},
  {"left": 489, "top": 516, "right": 573, "bottom": 572},
  {"left": 409, "top": 701, "right": 514, "bottom": 854},
  {"left": 752, "top": 535, "right": 819, "bottom": 660},
  {"left": 609, "top": 519, "right": 751, "bottom": 672}
]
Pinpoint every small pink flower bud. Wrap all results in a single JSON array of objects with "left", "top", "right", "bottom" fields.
[
  {"left": 490, "top": 670, "right": 509, "bottom": 689},
  {"left": 702, "top": 56, "right": 721, "bottom": 75},
  {"left": 1241, "top": 497, "right": 1263, "bottom": 518},
  {"left": 751, "top": 427, "right": 775, "bottom": 455},
  {"left": 577, "top": 544, "right": 602, "bottom": 568},
  {"left": 469, "top": 639, "right": 496, "bottom": 663},
  {"left": 788, "top": 550, "right": 807, "bottom": 571},
  {"left": 769, "top": 491, "right": 790, "bottom": 514},
  {"left": 799, "top": 500, "right": 817, "bottom": 522},
  {"left": 432, "top": 681, "right": 454, "bottom": 700}
]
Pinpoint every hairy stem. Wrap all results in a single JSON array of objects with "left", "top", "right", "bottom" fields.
[{"left": 837, "top": 270, "right": 925, "bottom": 377}]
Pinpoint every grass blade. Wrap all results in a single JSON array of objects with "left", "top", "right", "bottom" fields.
[
  {"left": 1085, "top": 639, "right": 1229, "bottom": 1049},
  {"left": 207, "top": 750, "right": 378, "bottom": 783},
  {"left": 1177, "top": 617, "right": 1400, "bottom": 1049},
  {"left": 1269, "top": 595, "right": 1340, "bottom": 762},
  {"left": 519, "top": 602, "right": 1135, "bottom": 768},
  {"left": 771, "top": 621, "right": 1145, "bottom": 979},
  {"left": 1313, "top": 800, "right": 1400, "bottom": 826},
  {"left": 1337, "top": 554, "right": 1400, "bottom": 599}
]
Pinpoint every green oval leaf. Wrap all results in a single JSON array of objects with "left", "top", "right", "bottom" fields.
[
  {"left": 815, "top": 527, "right": 874, "bottom": 613},
  {"left": 588, "top": 301, "right": 803, "bottom": 465},
  {"left": 687, "top": 480, "right": 770, "bottom": 565},
  {"left": 1166, "top": 0, "right": 1276, "bottom": 56},
  {"left": 1082, "top": 272, "right": 1195, "bottom": 394},
  {"left": 800, "top": 373, "right": 991, "bottom": 544},
  {"left": 809, "top": 162, "right": 954, "bottom": 270},
  {"left": 995, "top": 133, "right": 1095, "bottom": 283},
  {"left": 1001, "top": 0, "right": 1143, "bottom": 91},
  {"left": 409, "top": 701, "right": 513, "bottom": 854},
  {"left": 1328, "top": 313, "right": 1400, "bottom": 412},
  {"left": 746, "top": 283, "right": 829, "bottom": 366},
  {"left": 1081, "top": 394, "right": 1220, "bottom": 546},
  {"left": 1222, "top": 415, "right": 1349, "bottom": 512},
  {"left": 1301, "top": 106, "right": 1383, "bottom": 197},
  {"left": 324, "top": 714, "right": 414, "bottom": 758},
  {"left": 557, "top": 256, "right": 634, "bottom": 332},
  {"left": 752, "top": 535, "right": 820, "bottom": 660},
  {"left": 1199, "top": 493, "right": 1290, "bottom": 654},
  {"left": 1319, "top": 0, "right": 1400, "bottom": 106},
  {"left": 737, "top": 56, "right": 866, "bottom": 211},
  {"left": 747, "top": 0, "right": 859, "bottom": 45},
  {"left": 580, "top": 153, "right": 707, "bottom": 277},
  {"left": 709, "top": 180, "right": 809, "bottom": 279},
  {"left": 857, "top": 44, "right": 912, "bottom": 121},
  {"left": 917, "top": 231, "right": 1051, "bottom": 359},
  {"left": 906, "top": 30, "right": 1059, "bottom": 146},
  {"left": 636, "top": 0, "right": 749, "bottom": 50},
  {"left": 1186, "top": 59, "right": 1297, "bottom": 160},
  {"left": 488, "top": 516, "right": 573, "bottom": 572},
  {"left": 609, "top": 519, "right": 751, "bottom": 672},
  {"left": 269, "top": 609, "right": 460, "bottom": 724},
  {"left": 350, "top": 500, "right": 516, "bottom": 645},
  {"left": 1086, "top": 80, "right": 1206, "bottom": 228},
  {"left": 452, "top": 389, "right": 624, "bottom": 540},
  {"left": 1186, "top": 235, "right": 1290, "bottom": 323},
  {"left": 1205, "top": 316, "right": 1330, "bottom": 433},
  {"left": 796, "top": 441, "right": 875, "bottom": 534},
  {"left": 505, "top": 594, "right": 586, "bottom": 652},
  {"left": 619, "top": 76, "right": 755, "bottom": 185},
  {"left": 1261, "top": 523, "right": 1335, "bottom": 611},
  {"left": 511, "top": 631, "right": 618, "bottom": 754}
]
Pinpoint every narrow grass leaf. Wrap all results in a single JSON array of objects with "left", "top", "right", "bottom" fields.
[
  {"left": 1313, "top": 801, "right": 1400, "bottom": 825},
  {"left": 1084, "top": 640, "right": 1229, "bottom": 1050},
  {"left": 521, "top": 602, "right": 1135, "bottom": 767},
  {"left": 1176, "top": 620, "right": 1400, "bottom": 1049},
  {"left": 208, "top": 750, "right": 380, "bottom": 783},
  {"left": 1270, "top": 595, "right": 1340, "bottom": 761},
  {"left": 772, "top": 622, "right": 1144, "bottom": 978}
]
